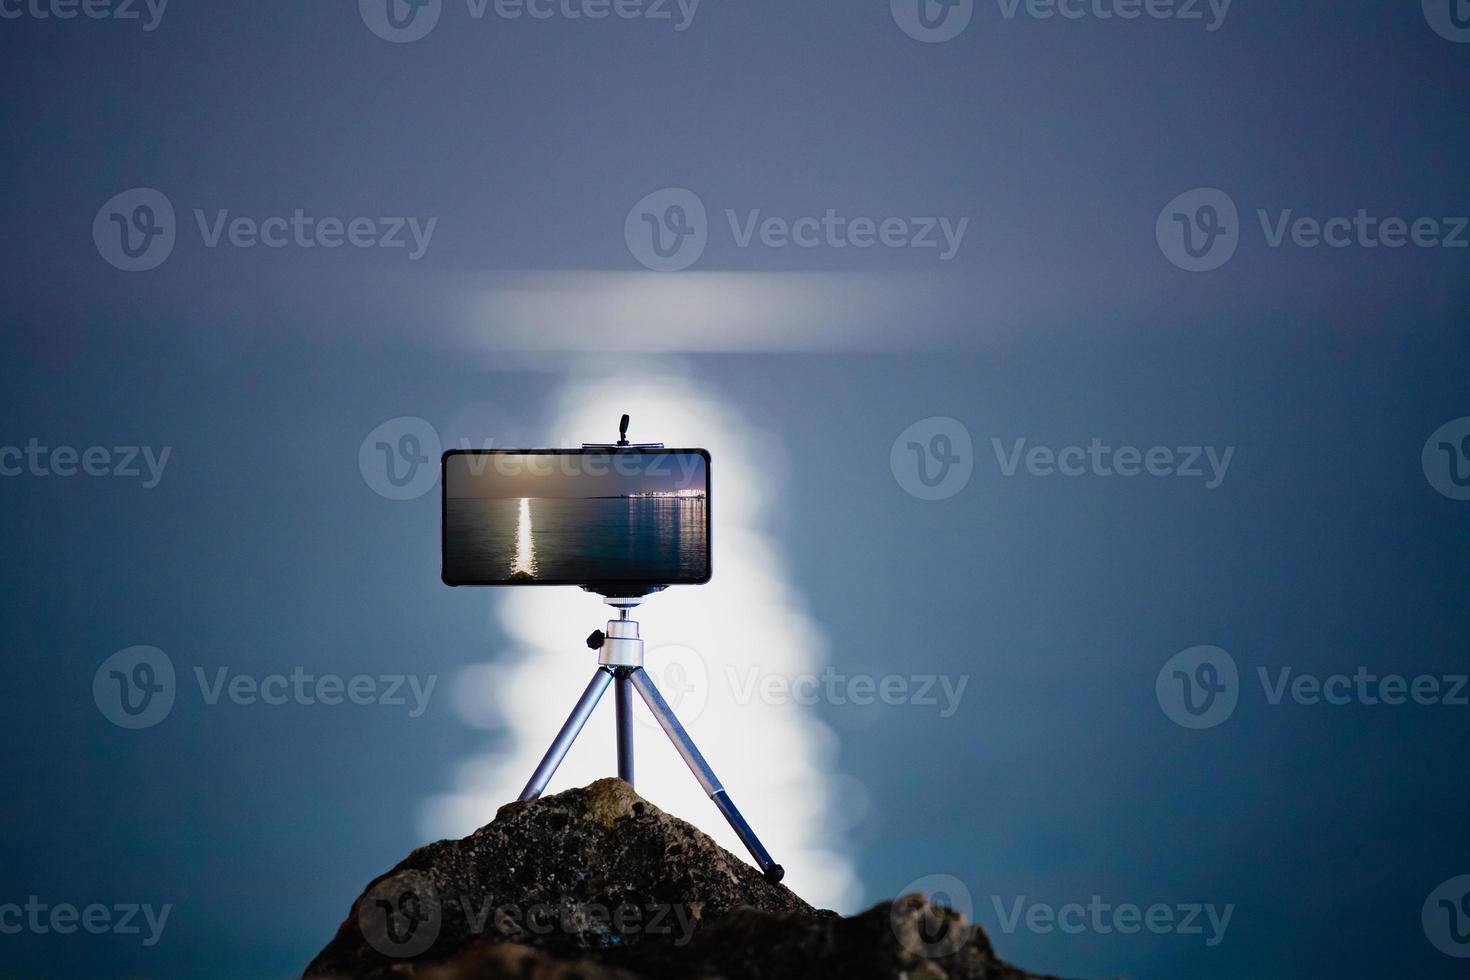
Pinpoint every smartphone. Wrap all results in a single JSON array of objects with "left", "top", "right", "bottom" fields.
[{"left": 441, "top": 449, "right": 712, "bottom": 588}]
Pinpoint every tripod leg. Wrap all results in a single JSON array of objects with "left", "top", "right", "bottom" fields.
[
  {"left": 518, "top": 668, "right": 615, "bottom": 802},
  {"left": 627, "top": 668, "right": 785, "bottom": 884},
  {"left": 615, "top": 670, "right": 635, "bottom": 787}
]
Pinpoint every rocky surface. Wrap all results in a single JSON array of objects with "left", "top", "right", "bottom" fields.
[{"left": 305, "top": 779, "right": 1055, "bottom": 979}]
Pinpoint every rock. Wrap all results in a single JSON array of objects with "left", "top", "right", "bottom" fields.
[{"left": 305, "top": 779, "right": 1056, "bottom": 979}]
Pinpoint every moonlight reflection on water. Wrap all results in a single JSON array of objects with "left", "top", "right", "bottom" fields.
[{"left": 512, "top": 497, "right": 537, "bottom": 578}]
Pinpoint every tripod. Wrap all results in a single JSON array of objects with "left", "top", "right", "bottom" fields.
[{"left": 518, "top": 593, "right": 785, "bottom": 883}]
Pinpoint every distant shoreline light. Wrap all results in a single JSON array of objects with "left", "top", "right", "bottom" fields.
[{"left": 626, "top": 489, "right": 706, "bottom": 499}]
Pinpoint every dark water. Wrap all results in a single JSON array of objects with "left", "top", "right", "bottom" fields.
[{"left": 444, "top": 496, "right": 708, "bottom": 584}]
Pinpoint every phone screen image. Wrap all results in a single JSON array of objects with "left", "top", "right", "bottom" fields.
[{"left": 441, "top": 449, "right": 711, "bottom": 587}]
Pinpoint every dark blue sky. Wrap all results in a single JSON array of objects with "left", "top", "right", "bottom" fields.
[{"left": 2, "top": 2, "right": 1469, "bottom": 978}]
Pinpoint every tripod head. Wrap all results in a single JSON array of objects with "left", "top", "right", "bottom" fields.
[
  {"left": 582, "top": 413, "right": 664, "bottom": 450},
  {"left": 582, "top": 589, "right": 661, "bottom": 661},
  {"left": 583, "top": 592, "right": 656, "bottom": 668},
  {"left": 581, "top": 585, "right": 666, "bottom": 602}
]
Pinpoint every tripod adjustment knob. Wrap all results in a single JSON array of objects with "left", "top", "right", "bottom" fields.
[{"left": 586, "top": 630, "right": 606, "bottom": 650}]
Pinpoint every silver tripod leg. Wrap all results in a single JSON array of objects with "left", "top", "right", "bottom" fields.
[
  {"left": 615, "top": 670, "right": 635, "bottom": 786},
  {"left": 627, "top": 667, "right": 785, "bottom": 883},
  {"left": 518, "top": 668, "right": 615, "bottom": 802}
]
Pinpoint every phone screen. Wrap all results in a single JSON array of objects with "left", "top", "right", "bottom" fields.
[{"left": 441, "top": 450, "right": 711, "bottom": 587}]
